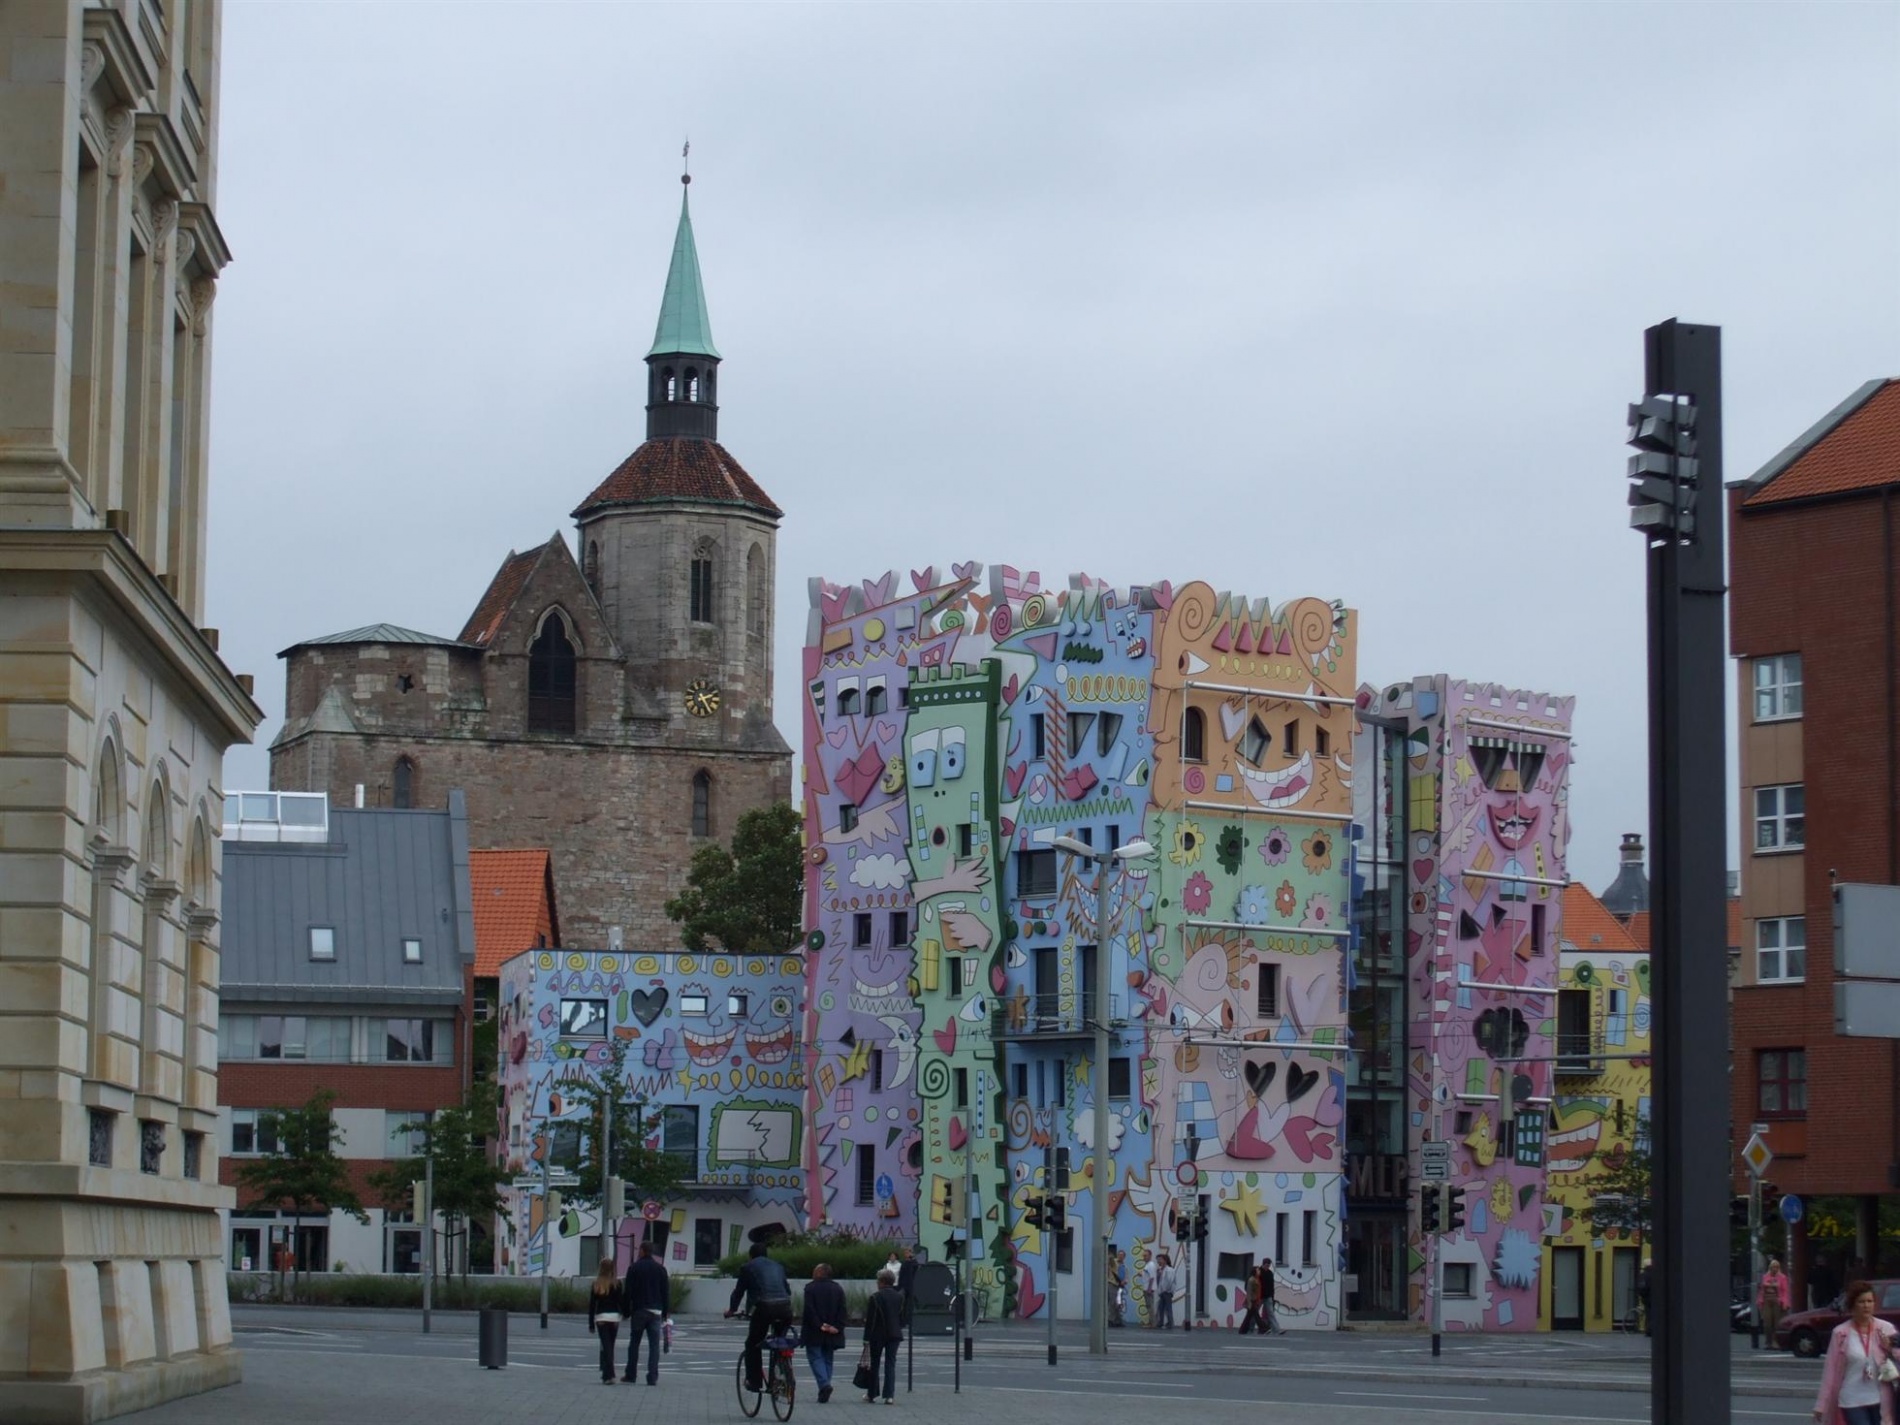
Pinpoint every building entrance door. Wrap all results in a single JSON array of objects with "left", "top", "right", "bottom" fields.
[
  {"left": 1345, "top": 1213, "right": 1406, "bottom": 1319},
  {"left": 1612, "top": 1246, "right": 1639, "bottom": 1329},
  {"left": 1552, "top": 1246, "right": 1585, "bottom": 1330}
]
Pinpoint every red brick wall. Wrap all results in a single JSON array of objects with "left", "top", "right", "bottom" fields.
[{"left": 1728, "top": 486, "right": 1900, "bottom": 1198}]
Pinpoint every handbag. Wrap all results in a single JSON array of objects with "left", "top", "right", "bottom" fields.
[
  {"left": 1880, "top": 1357, "right": 1899, "bottom": 1385},
  {"left": 851, "top": 1344, "right": 874, "bottom": 1392}
]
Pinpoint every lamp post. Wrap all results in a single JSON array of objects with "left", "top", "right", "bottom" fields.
[{"left": 1052, "top": 834, "right": 1155, "bottom": 1357}]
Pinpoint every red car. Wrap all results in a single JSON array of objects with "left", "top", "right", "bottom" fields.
[{"left": 1778, "top": 1279, "right": 1900, "bottom": 1357}]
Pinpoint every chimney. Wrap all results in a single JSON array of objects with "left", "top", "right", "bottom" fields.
[
  {"left": 1620, "top": 832, "right": 1645, "bottom": 864},
  {"left": 354, "top": 784, "right": 365, "bottom": 809}
]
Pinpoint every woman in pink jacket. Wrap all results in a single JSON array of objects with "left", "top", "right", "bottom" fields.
[
  {"left": 1760, "top": 1259, "right": 1792, "bottom": 1350},
  {"left": 1814, "top": 1281, "right": 1898, "bottom": 1425}
]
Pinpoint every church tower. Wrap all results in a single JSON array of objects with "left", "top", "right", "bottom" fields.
[{"left": 573, "top": 171, "right": 782, "bottom": 752}]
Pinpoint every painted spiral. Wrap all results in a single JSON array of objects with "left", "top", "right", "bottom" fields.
[
  {"left": 1169, "top": 582, "right": 1217, "bottom": 652},
  {"left": 1288, "top": 596, "right": 1334, "bottom": 661},
  {"left": 919, "top": 1056, "right": 952, "bottom": 1100},
  {"left": 1006, "top": 1097, "right": 1035, "bottom": 1148},
  {"left": 989, "top": 603, "right": 1013, "bottom": 640},
  {"left": 1022, "top": 593, "right": 1048, "bottom": 628}
]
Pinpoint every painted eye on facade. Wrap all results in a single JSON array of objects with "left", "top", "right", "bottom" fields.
[
  {"left": 941, "top": 728, "right": 966, "bottom": 780},
  {"left": 958, "top": 994, "right": 989, "bottom": 1023},
  {"left": 909, "top": 728, "right": 940, "bottom": 787},
  {"left": 769, "top": 993, "right": 793, "bottom": 1018}
]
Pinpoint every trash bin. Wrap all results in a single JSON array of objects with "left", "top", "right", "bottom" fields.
[{"left": 478, "top": 1305, "right": 508, "bottom": 1369}]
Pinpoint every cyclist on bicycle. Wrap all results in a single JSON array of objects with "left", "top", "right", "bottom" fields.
[{"left": 726, "top": 1242, "right": 793, "bottom": 1393}]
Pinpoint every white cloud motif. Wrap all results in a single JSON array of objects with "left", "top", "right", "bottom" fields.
[{"left": 850, "top": 853, "right": 912, "bottom": 891}]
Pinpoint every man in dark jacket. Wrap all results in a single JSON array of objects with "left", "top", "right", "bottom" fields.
[
  {"left": 727, "top": 1242, "right": 793, "bottom": 1392},
  {"left": 623, "top": 1241, "right": 670, "bottom": 1384},
  {"left": 863, "top": 1269, "right": 904, "bottom": 1404},
  {"left": 802, "top": 1262, "right": 849, "bottom": 1402},
  {"left": 896, "top": 1246, "right": 919, "bottom": 1326}
]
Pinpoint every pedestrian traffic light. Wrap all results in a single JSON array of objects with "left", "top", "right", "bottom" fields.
[
  {"left": 1025, "top": 1195, "right": 1047, "bottom": 1230},
  {"left": 605, "top": 1176, "right": 626, "bottom": 1218},
  {"left": 1445, "top": 1186, "right": 1466, "bottom": 1235},
  {"left": 411, "top": 1180, "right": 425, "bottom": 1221},
  {"left": 1420, "top": 1183, "right": 1440, "bottom": 1234}
]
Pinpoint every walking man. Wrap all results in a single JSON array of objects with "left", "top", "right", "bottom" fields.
[
  {"left": 1139, "top": 1252, "right": 1158, "bottom": 1327},
  {"left": 1108, "top": 1248, "right": 1127, "bottom": 1328},
  {"left": 897, "top": 1245, "right": 920, "bottom": 1329},
  {"left": 1259, "top": 1258, "right": 1287, "bottom": 1335},
  {"left": 803, "top": 1262, "right": 848, "bottom": 1402},
  {"left": 623, "top": 1240, "right": 669, "bottom": 1384}
]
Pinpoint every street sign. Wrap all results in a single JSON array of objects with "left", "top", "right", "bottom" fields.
[
  {"left": 1780, "top": 1194, "right": 1804, "bottom": 1226},
  {"left": 876, "top": 1173, "right": 894, "bottom": 1202},
  {"left": 1741, "top": 1132, "right": 1774, "bottom": 1178},
  {"left": 1421, "top": 1141, "right": 1452, "bottom": 1182},
  {"left": 642, "top": 1200, "right": 662, "bottom": 1222}
]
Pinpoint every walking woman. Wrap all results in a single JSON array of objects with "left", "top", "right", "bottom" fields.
[
  {"left": 862, "top": 1268, "right": 905, "bottom": 1404},
  {"left": 1238, "top": 1261, "right": 1266, "bottom": 1334},
  {"left": 1813, "top": 1280, "right": 1898, "bottom": 1425},
  {"left": 1759, "top": 1258, "right": 1792, "bottom": 1350},
  {"left": 588, "top": 1258, "right": 626, "bottom": 1385}
]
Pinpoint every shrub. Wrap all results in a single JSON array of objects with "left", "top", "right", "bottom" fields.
[
  {"left": 227, "top": 1273, "right": 592, "bottom": 1312},
  {"left": 716, "top": 1227, "right": 899, "bottom": 1283}
]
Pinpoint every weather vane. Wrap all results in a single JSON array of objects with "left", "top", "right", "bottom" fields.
[{"left": 682, "top": 139, "right": 691, "bottom": 186}]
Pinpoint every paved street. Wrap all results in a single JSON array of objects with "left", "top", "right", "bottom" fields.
[{"left": 112, "top": 1307, "right": 1822, "bottom": 1424}]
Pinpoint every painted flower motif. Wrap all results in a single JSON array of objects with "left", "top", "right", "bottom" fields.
[
  {"left": 1274, "top": 880, "right": 1298, "bottom": 918},
  {"left": 1236, "top": 885, "right": 1272, "bottom": 925},
  {"left": 1183, "top": 871, "right": 1214, "bottom": 915},
  {"left": 1170, "top": 820, "right": 1205, "bottom": 867},
  {"left": 1215, "top": 825, "right": 1245, "bottom": 876},
  {"left": 1409, "top": 891, "right": 1429, "bottom": 915},
  {"left": 1301, "top": 892, "right": 1337, "bottom": 929},
  {"left": 1259, "top": 827, "right": 1291, "bottom": 866},
  {"left": 1301, "top": 828, "right": 1334, "bottom": 875}
]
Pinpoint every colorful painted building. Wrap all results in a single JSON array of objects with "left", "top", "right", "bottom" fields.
[
  {"left": 1357, "top": 677, "right": 1575, "bottom": 1332},
  {"left": 1541, "top": 886, "right": 1650, "bottom": 1331},
  {"left": 801, "top": 566, "right": 1357, "bottom": 1325},
  {"left": 495, "top": 949, "right": 807, "bottom": 1278}
]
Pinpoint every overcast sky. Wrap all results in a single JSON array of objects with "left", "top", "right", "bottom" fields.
[{"left": 208, "top": 2, "right": 1898, "bottom": 893}]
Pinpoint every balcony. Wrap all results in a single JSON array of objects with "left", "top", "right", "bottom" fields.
[
  {"left": 1555, "top": 1030, "right": 1605, "bottom": 1078},
  {"left": 993, "top": 992, "right": 1129, "bottom": 1040},
  {"left": 223, "top": 791, "right": 329, "bottom": 843}
]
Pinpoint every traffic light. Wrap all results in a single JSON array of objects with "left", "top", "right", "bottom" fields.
[
  {"left": 547, "top": 1190, "right": 563, "bottom": 1222},
  {"left": 1052, "top": 1147, "right": 1071, "bottom": 1192},
  {"left": 1174, "top": 1209, "right": 1192, "bottom": 1242},
  {"left": 1024, "top": 1195, "right": 1047, "bottom": 1231},
  {"left": 605, "top": 1176, "right": 626, "bottom": 1219},
  {"left": 411, "top": 1180, "right": 425, "bottom": 1221},
  {"left": 1730, "top": 1196, "right": 1749, "bottom": 1229},
  {"left": 1046, "top": 1196, "right": 1067, "bottom": 1233},
  {"left": 1420, "top": 1183, "right": 1441, "bottom": 1235},
  {"left": 1445, "top": 1186, "right": 1466, "bottom": 1235},
  {"left": 1627, "top": 394, "right": 1700, "bottom": 539},
  {"left": 1193, "top": 1212, "right": 1209, "bottom": 1242}
]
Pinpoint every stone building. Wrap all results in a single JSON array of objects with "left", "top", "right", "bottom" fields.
[
  {"left": 0, "top": 2, "right": 262, "bottom": 1419},
  {"left": 269, "top": 177, "right": 791, "bottom": 947}
]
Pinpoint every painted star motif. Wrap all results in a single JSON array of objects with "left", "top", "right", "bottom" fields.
[{"left": 1218, "top": 1179, "right": 1267, "bottom": 1237}]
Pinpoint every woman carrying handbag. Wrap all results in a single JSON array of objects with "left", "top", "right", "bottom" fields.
[{"left": 1814, "top": 1281, "right": 1900, "bottom": 1425}]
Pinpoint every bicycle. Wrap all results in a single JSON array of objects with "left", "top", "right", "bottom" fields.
[{"left": 733, "top": 1320, "right": 799, "bottom": 1420}]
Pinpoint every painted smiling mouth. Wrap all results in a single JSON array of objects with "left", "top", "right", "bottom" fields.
[
  {"left": 1276, "top": 1270, "right": 1323, "bottom": 1311},
  {"left": 1489, "top": 804, "right": 1541, "bottom": 849},
  {"left": 683, "top": 1026, "right": 737, "bottom": 1065},
  {"left": 851, "top": 976, "right": 910, "bottom": 1019},
  {"left": 1240, "top": 751, "right": 1313, "bottom": 809},
  {"left": 745, "top": 1024, "right": 794, "bottom": 1064},
  {"left": 1547, "top": 1118, "right": 1602, "bottom": 1173}
]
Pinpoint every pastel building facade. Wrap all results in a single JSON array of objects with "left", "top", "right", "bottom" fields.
[{"left": 801, "top": 566, "right": 1357, "bottom": 1326}]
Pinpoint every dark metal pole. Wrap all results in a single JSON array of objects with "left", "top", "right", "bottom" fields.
[{"left": 1641, "top": 319, "right": 1730, "bottom": 1425}]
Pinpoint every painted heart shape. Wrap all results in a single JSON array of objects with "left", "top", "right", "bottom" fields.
[
  {"left": 1016, "top": 1268, "right": 1046, "bottom": 1319},
  {"left": 1282, "top": 1117, "right": 1336, "bottom": 1163},
  {"left": 952, "top": 561, "right": 980, "bottom": 582},
  {"left": 934, "top": 1020, "right": 958, "bottom": 1054},
  {"left": 630, "top": 987, "right": 669, "bottom": 1027},
  {"left": 826, "top": 725, "right": 852, "bottom": 749},
  {"left": 1003, "top": 673, "right": 1019, "bottom": 706},
  {"left": 1243, "top": 1059, "right": 1277, "bottom": 1099},
  {"left": 991, "top": 963, "right": 1008, "bottom": 994},
  {"left": 1412, "top": 858, "right": 1434, "bottom": 883},
  {"left": 1004, "top": 763, "right": 1029, "bottom": 797},
  {"left": 1220, "top": 701, "right": 1248, "bottom": 742},
  {"left": 948, "top": 1116, "right": 968, "bottom": 1151},
  {"left": 1285, "top": 1061, "right": 1320, "bottom": 1104}
]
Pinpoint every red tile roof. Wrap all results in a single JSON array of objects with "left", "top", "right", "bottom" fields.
[
  {"left": 1562, "top": 884, "right": 1643, "bottom": 954},
  {"left": 1743, "top": 379, "right": 1900, "bottom": 506},
  {"left": 460, "top": 548, "right": 541, "bottom": 646},
  {"left": 1624, "top": 911, "right": 1650, "bottom": 953},
  {"left": 573, "top": 438, "right": 781, "bottom": 520},
  {"left": 1608, "top": 901, "right": 1739, "bottom": 955},
  {"left": 470, "top": 848, "right": 557, "bottom": 977}
]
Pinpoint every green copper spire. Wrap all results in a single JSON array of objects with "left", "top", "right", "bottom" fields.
[{"left": 648, "top": 180, "right": 720, "bottom": 359}]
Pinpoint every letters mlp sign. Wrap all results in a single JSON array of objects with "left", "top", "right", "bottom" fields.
[{"left": 1421, "top": 1140, "right": 1451, "bottom": 1182}]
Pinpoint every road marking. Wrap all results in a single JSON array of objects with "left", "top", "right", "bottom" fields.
[
  {"left": 990, "top": 1387, "right": 1218, "bottom": 1402},
  {"left": 1058, "top": 1377, "right": 1194, "bottom": 1389},
  {"left": 1335, "top": 1392, "right": 1489, "bottom": 1402}
]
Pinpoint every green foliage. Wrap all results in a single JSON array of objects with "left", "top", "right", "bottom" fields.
[
  {"left": 228, "top": 1271, "right": 695, "bottom": 1313},
  {"left": 1583, "top": 1113, "right": 1651, "bottom": 1244},
  {"left": 716, "top": 1227, "right": 897, "bottom": 1282},
  {"left": 566, "top": 1036, "right": 689, "bottom": 1209},
  {"left": 664, "top": 802, "right": 803, "bottom": 953},
  {"left": 234, "top": 1090, "right": 366, "bottom": 1297},
  {"left": 367, "top": 1084, "right": 511, "bottom": 1283}
]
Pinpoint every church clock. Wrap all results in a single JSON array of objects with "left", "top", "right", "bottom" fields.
[{"left": 684, "top": 678, "right": 721, "bottom": 718}]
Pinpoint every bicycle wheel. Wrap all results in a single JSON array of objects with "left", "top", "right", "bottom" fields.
[
  {"left": 769, "top": 1350, "right": 796, "bottom": 1421},
  {"left": 737, "top": 1352, "right": 763, "bottom": 1418}
]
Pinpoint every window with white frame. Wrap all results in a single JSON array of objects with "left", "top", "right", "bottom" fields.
[
  {"left": 1444, "top": 1262, "right": 1475, "bottom": 1298},
  {"left": 1753, "top": 654, "right": 1802, "bottom": 722},
  {"left": 309, "top": 926, "right": 336, "bottom": 961},
  {"left": 1754, "top": 784, "right": 1805, "bottom": 852},
  {"left": 229, "top": 1109, "right": 280, "bottom": 1157},
  {"left": 401, "top": 938, "right": 422, "bottom": 964},
  {"left": 1757, "top": 917, "right": 1806, "bottom": 984},
  {"left": 386, "top": 1110, "right": 430, "bottom": 1157}
]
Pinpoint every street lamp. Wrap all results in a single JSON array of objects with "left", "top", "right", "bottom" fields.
[{"left": 1050, "top": 834, "right": 1155, "bottom": 1356}]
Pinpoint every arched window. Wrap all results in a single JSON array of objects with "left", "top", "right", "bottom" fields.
[
  {"left": 1182, "top": 706, "right": 1206, "bottom": 763},
  {"left": 690, "top": 544, "right": 716, "bottom": 624},
  {"left": 692, "top": 770, "right": 712, "bottom": 838},
  {"left": 686, "top": 368, "right": 700, "bottom": 402},
  {"left": 746, "top": 544, "right": 766, "bottom": 638},
  {"left": 528, "top": 616, "right": 578, "bottom": 734},
  {"left": 663, "top": 367, "right": 677, "bottom": 401},
  {"left": 392, "top": 757, "right": 415, "bottom": 809},
  {"left": 584, "top": 540, "right": 599, "bottom": 594}
]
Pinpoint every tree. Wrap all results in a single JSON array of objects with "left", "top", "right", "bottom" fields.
[
  {"left": 664, "top": 801, "right": 803, "bottom": 953},
  {"left": 1583, "top": 1113, "right": 1652, "bottom": 1245},
  {"left": 234, "top": 1089, "right": 366, "bottom": 1299},
  {"left": 368, "top": 1083, "right": 511, "bottom": 1283},
  {"left": 567, "top": 1036, "right": 690, "bottom": 1212}
]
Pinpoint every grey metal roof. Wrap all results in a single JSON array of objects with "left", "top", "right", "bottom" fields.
[
  {"left": 277, "top": 623, "right": 474, "bottom": 658},
  {"left": 222, "top": 791, "right": 477, "bottom": 1009}
]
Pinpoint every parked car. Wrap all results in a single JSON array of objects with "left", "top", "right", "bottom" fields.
[{"left": 1778, "top": 1280, "right": 1900, "bottom": 1357}]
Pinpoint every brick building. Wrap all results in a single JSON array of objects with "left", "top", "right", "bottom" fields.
[
  {"left": 217, "top": 790, "right": 476, "bottom": 1276},
  {"left": 1728, "top": 377, "right": 1900, "bottom": 1305},
  {"left": 269, "top": 176, "right": 791, "bottom": 947}
]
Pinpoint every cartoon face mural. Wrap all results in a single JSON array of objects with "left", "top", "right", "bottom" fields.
[{"left": 1360, "top": 676, "right": 1574, "bottom": 1331}]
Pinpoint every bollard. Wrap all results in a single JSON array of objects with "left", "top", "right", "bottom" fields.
[{"left": 478, "top": 1305, "right": 508, "bottom": 1369}]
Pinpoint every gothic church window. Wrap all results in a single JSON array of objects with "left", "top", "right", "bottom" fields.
[
  {"left": 664, "top": 367, "right": 677, "bottom": 400},
  {"left": 692, "top": 770, "right": 712, "bottom": 838},
  {"left": 690, "top": 543, "right": 716, "bottom": 624},
  {"left": 393, "top": 757, "right": 415, "bottom": 809},
  {"left": 686, "top": 368, "right": 700, "bottom": 401},
  {"left": 747, "top": 544, "right": 765, "bottom": 638},
  {"left": 528, "top": 616, "right": 578, "bottom": 735}
]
